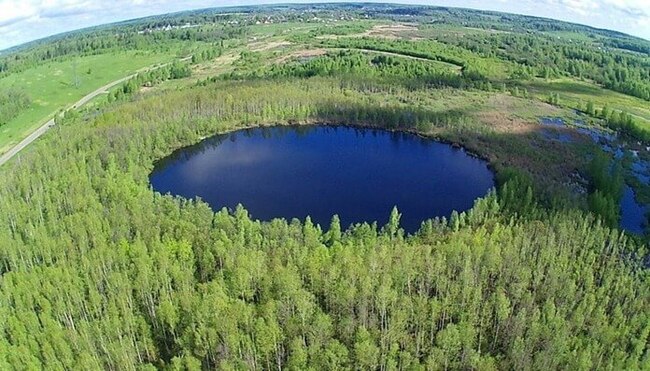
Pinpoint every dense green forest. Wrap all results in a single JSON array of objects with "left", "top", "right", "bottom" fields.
[
  {"left": 428, "top": 31, "right": 650, "bottom": 101},
  {"left": 224, "top": 51, "right": 479, "bottom": 90},
  {"left": 1, "top": 75, "right": 648, "bottom": 370},
  {"left": 317, "top": 37, "right": 509, "bottom": 80},
  {"left": 0, "top": 3, "right": 649, "bottom": 370}
]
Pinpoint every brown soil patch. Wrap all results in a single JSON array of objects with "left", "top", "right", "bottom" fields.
[
  {"left": 361, "top": 24, "right": 422, "bottom": 40},
  {"left": 473, "top": 110, "right": 533, "bottom": 135},
  {"left": 248, "top": 41, "right": 292, "bottom": 52},
  {"left": 190, "top": 54, "right": 240, "bottom": 79},
  {"left": 474, "top": 94, "right": 568, "bottom": 132},
  {"left": 318, "top": 23, "right": 422, "bottom": 40},
  {"left": 276, "top": 49, "right": 328, "bottom": 63}
]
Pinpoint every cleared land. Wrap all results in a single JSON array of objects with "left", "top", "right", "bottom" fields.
[
  {"left": 0, "top": 51, "right": 177, "bottom": 153},
  {"left": 524, "top": 78, "right": 650, "bottom": 124}
]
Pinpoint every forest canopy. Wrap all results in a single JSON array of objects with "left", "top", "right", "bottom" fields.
[
  {"left": 0, "top": 77, "right": 648, "bottom": 370},
  {"left": 0, "top": 88, "right": 30, "bottom": 126}
]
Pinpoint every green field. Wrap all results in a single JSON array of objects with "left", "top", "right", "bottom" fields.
[
  {"left": 524, "top": 78, "right": 650, "bottom": 122},
  {"left": 0, "top": 50, "right": 177, "bottom": 153}
]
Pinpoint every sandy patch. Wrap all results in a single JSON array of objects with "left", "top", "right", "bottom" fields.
[
  {"left": 317, "top": 24, "right": 422, "bottom": 40},
  {"left": 365, "top": 24, "right": 419, "bottom": 38}
]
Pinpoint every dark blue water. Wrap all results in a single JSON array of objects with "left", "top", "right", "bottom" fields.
[
  {"left": 150, "top": 126, "right": 495, "bottom": 232},
  {"left": 620, "top": 185, "right": 647, "bottom": 234},
  {"left": 631, "top": 159, "right": 650, "bottom": 185}
]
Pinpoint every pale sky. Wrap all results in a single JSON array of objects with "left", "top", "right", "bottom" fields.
[{"left": 1, "top": 0, "right": 649, "bottom": 51}]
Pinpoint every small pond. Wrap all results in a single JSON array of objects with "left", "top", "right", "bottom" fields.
[
  {"left": 539, "top": 117, "right": 648, "bottom": 234},
  {"left": 620, "top": 185, "right": 648, "bottom": 235},
  {"left": 150, "top": 126, "right": 495, "bottom": 232}
]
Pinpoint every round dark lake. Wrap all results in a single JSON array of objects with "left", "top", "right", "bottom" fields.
[{"left": 150, "top": 126, "right": 495, "bottom": 233}]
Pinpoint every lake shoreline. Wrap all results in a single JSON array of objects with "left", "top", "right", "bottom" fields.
[{"left": 150, "top": 124, "right": 496, "bottom": 232}]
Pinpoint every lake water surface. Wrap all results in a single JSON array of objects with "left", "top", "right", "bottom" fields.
[
  {"left": 150, "top": 126, "right": 495, "bottom": 232},
  {"left": 620, "top": 185, "right": 648, "bottom": 235}
]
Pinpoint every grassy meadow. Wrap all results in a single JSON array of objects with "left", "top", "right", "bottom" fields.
[
  {"left": 524, "top": 78, "right": 650, "bottom": 124},
  {"left": 0, "top": 50, "right": 177, "bottom": 153}
]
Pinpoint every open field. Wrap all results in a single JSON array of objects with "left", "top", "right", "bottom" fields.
[
  {"left": 317, "top": 23, "right": 423, "bottom": 40},
  {"left": 523, "top": 78, "right": 650, "bottom": 124},
  {"left": 247, "top": 21, "right": 328, "bottom": 36},
  {"left": 0, "top": 50, "right": 177, "bottom": 153}
]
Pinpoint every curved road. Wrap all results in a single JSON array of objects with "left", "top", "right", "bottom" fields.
[{"left": 0, "top": 57, "right": 190, "bottom": 167}]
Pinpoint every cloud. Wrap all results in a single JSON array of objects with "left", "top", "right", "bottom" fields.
[
  {"left": 0, "top": 0, "right": 201, "bottom": 48},
  {"left": 41, "top": 3, "right": 97, "bottom": 19},
  {"left": 0, "top": 1, "right": 37, "bottom": 27},
  {"left": 554, "top": 0, "right": 600, "bottom": 16},
  {"left": 538, "top": 0, "right": 649, "bottom": 19},
  {"left": 603, "top": 0, "right": 649, "bottom": 16},
  {"left": 0, "top": 14, "right": 31, "bottom": 28}
]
